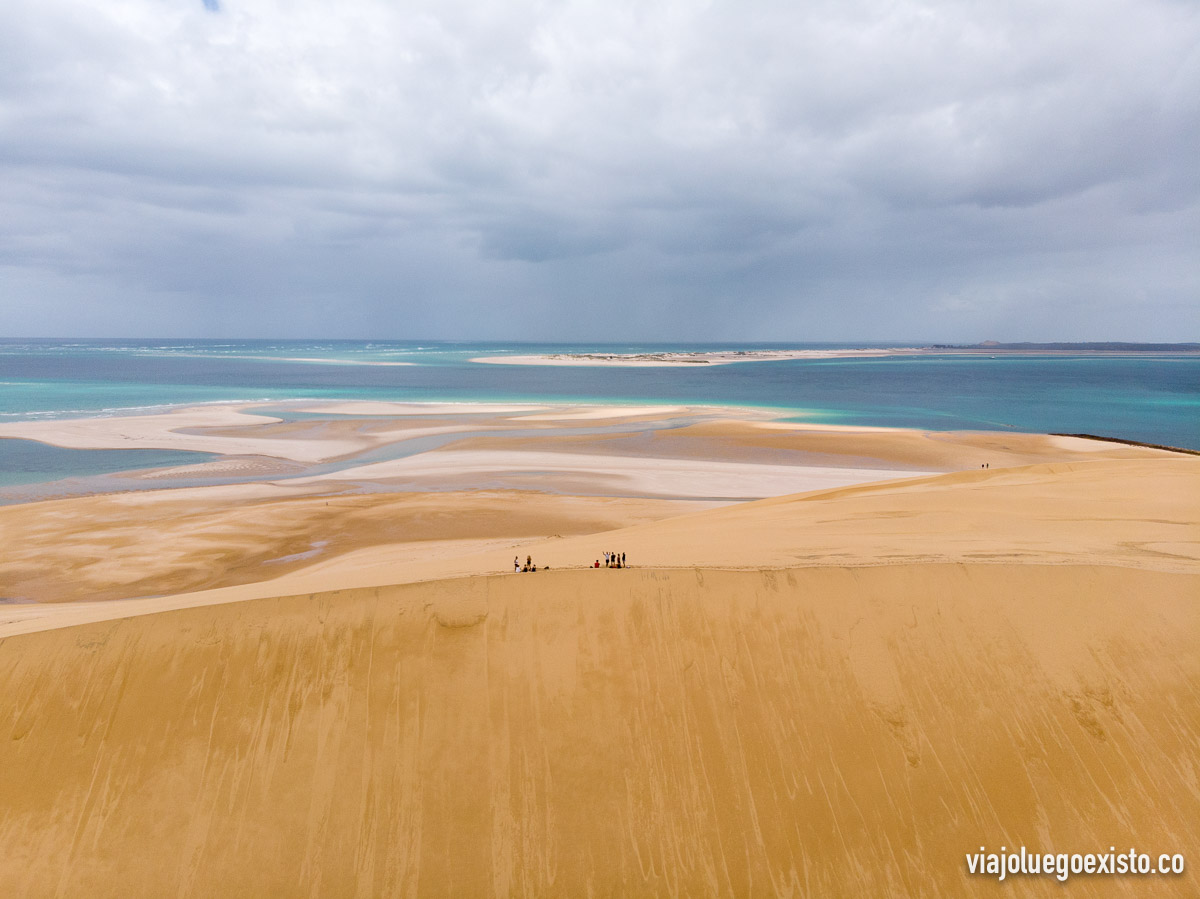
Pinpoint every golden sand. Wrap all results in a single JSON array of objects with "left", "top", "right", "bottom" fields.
[
  {"left": 0, "top": 405, "right": 1196, "bottom": 896},
  {"left": 0, "top": 488, "right": 705, "bottom": 605},
  {"left": 2, "top": 564, "right": 1197, "bottom": 896}
]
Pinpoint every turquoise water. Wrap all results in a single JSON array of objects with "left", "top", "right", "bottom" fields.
[
  {"left": 1, "top": 340, "right": 1196, "bottom": 486},
  {"left": 0, "top": 439, "right": 217, "bottom": 488}
]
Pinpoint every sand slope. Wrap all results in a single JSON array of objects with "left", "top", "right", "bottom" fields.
[
  {"left": 3, "top": 456, "right": 1194, "bottom": 639},
  {"left": 1, "top": 432, "right": 1196, "bottom": 896},
  {"left": 0, "top": 489, "right": 705, "bottom": 604},
  {"left": 1, "top": 565, "right": 1197, "bottom": 897}
]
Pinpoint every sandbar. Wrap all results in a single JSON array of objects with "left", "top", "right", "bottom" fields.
[
  {"left": 294, "top": 401, "right": 545, "bottom": 416},
  {"left": 0, "top": 406, "right": 475, "bottom": 463},
  {"left": 469, "top": 348, "right": 920, "bottom": 366},
  {"left": 292, "top": 447, "right": 937, "bottom": 499}
]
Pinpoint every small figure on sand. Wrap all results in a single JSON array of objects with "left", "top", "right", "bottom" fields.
[
  {"left": 514, "top": 556, "right": 520, "bottom": 573},
  {"left": 594, "top": 559, "right": 600, "bottom": 568}
]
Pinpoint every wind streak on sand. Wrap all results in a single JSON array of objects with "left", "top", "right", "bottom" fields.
[{"left": 1, "top": 565, "right": 1197, "bottom": 896}]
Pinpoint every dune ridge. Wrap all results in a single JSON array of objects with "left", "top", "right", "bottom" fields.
[{"left": 1, "top": 564, "right": 1197, "bottom": 896}]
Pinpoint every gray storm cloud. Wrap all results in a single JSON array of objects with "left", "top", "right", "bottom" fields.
[{"left": 1, "top": 0, "right": 1197, "bottom": 339}]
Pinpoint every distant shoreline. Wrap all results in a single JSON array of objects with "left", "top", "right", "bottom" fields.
[
  {"left": 470, "top": 343, "right": 1200, "bottom": 367},
  {"left": 469, "top": 349, "right": 918, "bottom": 367},
  {"left": 940, "top": 341, "right": 1200, "bottom": 352}
]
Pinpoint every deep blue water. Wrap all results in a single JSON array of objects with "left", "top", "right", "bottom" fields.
[{"left": 0, "top": 340, "right": 1196, "bottom": 485}]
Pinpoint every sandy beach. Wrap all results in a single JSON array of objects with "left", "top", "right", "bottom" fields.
[
  {"left": 1, "top": 402, "right": 1197, "bottom": 896},
  {"left": 469, "top": 347, "right": 1200, "bottom": 367},
  {"left": 469, "top": 348, "right": 918, "bottom": 366}
]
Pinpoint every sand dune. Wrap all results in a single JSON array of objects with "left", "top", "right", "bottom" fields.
[
  {"left": 0, "top": 489, "right": 703, "bottom": 606},
  {"left": 10, "top": 411, "right": 1120, "bottom": 611},
  {"left": 1, "top": 564, "right": 1196, "bottom": 896},
  {"left": 1, "top": 406, "right": 1196, "bottom": 896},
  {"left": 446, "top": 419, "right": 1166, "bottom": 473},
  {"left": 3, "top": 454, "right": 1194, "bottom": 627}
]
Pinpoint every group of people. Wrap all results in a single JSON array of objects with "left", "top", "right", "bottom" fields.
[
  {"left": 511, "top": 552, "right": 628, "bottom": 572},
  {"left": 515, "top": 555, "right": 542, "bottom": 573},
  {"left": 595, "top": 551, "right": 627, "bottom": 569}
]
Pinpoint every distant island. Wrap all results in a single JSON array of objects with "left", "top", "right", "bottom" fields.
[
  {"left": 469, "top": 348, "right": 915, "bottom": 366},
  {"left": 471, "top": 342, "right": 1200, "bottom": 367},
  {"left": 937, "top": 341, "right": 1200, "bottom": 352}
]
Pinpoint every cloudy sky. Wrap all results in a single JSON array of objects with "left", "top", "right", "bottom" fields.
[{"left": 2, "top": 0, "right": 1198, "bottom": 341}]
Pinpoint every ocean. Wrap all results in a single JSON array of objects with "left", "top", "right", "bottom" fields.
[{"left": 1, "top": 339, "right": 1196, "bottom": 487}]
